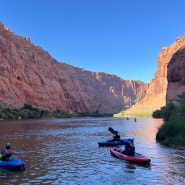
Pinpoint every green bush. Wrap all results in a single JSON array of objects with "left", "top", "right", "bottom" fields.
[
  {"left": 152, "top": 103, "right": 176, "bottom": 121},
  {"left": 0, "top": 103, "right": 108, "bottom": 120},
  {"left": 156, "top": 116, "right": 185, "bottom": 146},
  {"left": 155, "top": 92, "right": 185, "bottom": 146}
]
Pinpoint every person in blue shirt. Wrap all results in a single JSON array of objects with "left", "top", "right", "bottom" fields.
[{"left": 121, "top": 138, "right": 135, "bottom": 156}]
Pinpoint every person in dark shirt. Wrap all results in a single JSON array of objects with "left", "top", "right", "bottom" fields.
[
  {"left": 1, "top": 143, "right": 12, "bottom": 161},
  {"left": 112, "top": 131, "right": 121, "bottom": 142},
  {"left": 121, "top": 138, "right": 135, "bottom": 156}
]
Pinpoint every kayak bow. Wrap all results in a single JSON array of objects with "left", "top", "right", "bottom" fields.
[{"left": 0, "top": 158, "right": 25, "bottom": 170}]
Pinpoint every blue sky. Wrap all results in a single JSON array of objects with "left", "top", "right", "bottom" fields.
[{"left": 1, "top": 0, "right": 185, "bottom": 83}]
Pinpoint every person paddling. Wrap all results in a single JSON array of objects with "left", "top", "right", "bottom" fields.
[
  {"left": 112, "top": 131, "right": 121, "bottom": 141},
  {"left": 108, "top": 127, "right": 121, "bottom": 142},
  {"left": 121, "top": 138, "right": 135, "bottom": 156},
  {"left": 1, "top": 143, "right": 12, "bottom": 161}
]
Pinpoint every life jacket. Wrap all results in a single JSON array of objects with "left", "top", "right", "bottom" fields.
[
  {"left": 127, "top": 140, "right": 135, "bottom": 151},
  {"left": 123, "top": 139, "right": 135, "bottom": 152},
  {"left": 5, "top": 149, "right": 12, "bottom": 157}
]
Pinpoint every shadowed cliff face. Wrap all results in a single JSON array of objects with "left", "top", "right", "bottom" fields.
[
  {"left": 0, "top": 21, "right": 147, "bottom": 114},
  {"left": 122, "top": 35, "right": 185, "bottom": 116},
  {"left": 167, "top": 40, "right": 185, "bottom": 104}
]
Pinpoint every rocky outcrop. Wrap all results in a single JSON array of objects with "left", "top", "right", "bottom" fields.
[
  {"left": 0, "top": 21, "right": 147, "bottom": 114},
  {"left": 166, "top": 36, "right": 185, "bottom": 104},
  {"left": 121, "top": 34, "right": 185, "bottom": 116}
]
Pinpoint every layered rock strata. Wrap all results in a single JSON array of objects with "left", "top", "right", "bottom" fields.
[
  {"left": 166, "top": 36, "right": 185, "bottom": 104},
  {"left": 122, "top": 34, "right": 185, "bottom": 116},
  {"left": 0, "top": 21, "right": 147, "bottom": 114}
]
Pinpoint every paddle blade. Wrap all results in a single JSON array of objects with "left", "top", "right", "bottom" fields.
[{"left": 108, "top": 127, "right": 116, "bottom": 134}]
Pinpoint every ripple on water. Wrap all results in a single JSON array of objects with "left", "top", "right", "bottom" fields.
[{"left": 0, "top": 118, "right": 185, "bottom": 185}]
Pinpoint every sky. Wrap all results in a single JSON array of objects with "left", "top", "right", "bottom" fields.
[{"left": 1, "top": 0, "right": 185, "bottom": 83}]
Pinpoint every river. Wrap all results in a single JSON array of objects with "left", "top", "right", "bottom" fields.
[{"left": 0, "top": 117, "right": 185, "bottom": 185}]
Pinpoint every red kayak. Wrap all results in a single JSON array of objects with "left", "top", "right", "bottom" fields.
[{"left": 110, "top": 148, "right": 151, "bottom": 164}]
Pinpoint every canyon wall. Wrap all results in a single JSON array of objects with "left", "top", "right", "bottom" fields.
[
  {"left": 166, "top": 36, "right": 185, "bottom": 104},
  {"left": 120, "top": 34, "right": 185, "bottom": 116},
  {"left": 0, "top": 21, "right": 147, "bottom": 114}
]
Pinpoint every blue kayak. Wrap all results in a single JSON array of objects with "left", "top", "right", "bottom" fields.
[
  {"left": 98, "top": 139, "right": 125, "bottom": 147},
  {"left": 0, "top": 158, "right": 25, "bottom": 170}
]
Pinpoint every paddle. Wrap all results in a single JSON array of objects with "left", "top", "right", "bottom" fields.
[{"left": 108, "top": 127, "right": 117, "bottom": 134}]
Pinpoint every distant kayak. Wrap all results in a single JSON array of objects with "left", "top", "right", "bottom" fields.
[
  {"left": 0, "top": 158, "right": 25, "bottom": 170},
  {"left": 110, "top": 148, "right": 151, "bottom": 164},
  {"left": 98, "top": 139, "right": 125, "bottom": 147}
]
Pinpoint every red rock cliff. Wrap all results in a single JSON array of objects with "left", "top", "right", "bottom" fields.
[
  {"left": 0, "top": 22, "right": 147, "bottom": 114},
  {"left": 122, "top": 34, "right": 185, "bottom": 116},
  {"left": 166, "top": 35, "right": 185, "bottom": 104}
]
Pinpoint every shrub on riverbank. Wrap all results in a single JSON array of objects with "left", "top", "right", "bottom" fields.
[
  {"left": 0, "top": 104, "right": 112, "bottom": 120},
  {"left": 0, "top": 104, "right": 71, "bottom": 119},
  {"left": 152, "top": 103, "right": 176, "bottom": 122},
  {"left": 156, "top": 116, "right": 185, "bottom": 146},
  {"left": 153, "top": 92, "right": 185, "bottom": 146}
]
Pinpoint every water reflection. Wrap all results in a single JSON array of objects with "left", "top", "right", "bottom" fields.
[{"left": 0, "top": 118, "right": 185, "bottom": 184}]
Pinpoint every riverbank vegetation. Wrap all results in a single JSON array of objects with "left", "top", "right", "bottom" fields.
[
  {"left": 0, "top": 104, "right": 112, "bottom": 120},
  {"left": 114, "top": 109, "right": 152, "bottom": 118},
  {"left": 153, "top": 92, "right": 185, "bottom": 146}
]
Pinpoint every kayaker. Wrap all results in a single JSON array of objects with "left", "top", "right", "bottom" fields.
[
  {"left": 121, "top": 138, "right": 135, "bottom": 156},
  {"left": 112, "top": 131, "right": 121, "bottom": 141},
  {"left": 1, "top": 143, "right": 12, "bottom": 161}
]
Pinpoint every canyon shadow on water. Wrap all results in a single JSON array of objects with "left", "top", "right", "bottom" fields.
[{"left": 0, "top": 117, "right": 185, "bottom": 185}]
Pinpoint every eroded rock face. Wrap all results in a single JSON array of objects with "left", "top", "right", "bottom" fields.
[
  {"left": 166, "top": 36, "right": 185, "bottom": 104},
  {"left": 123, "top": 34, "right": 185, "bottom": 116},
  {"left": 0, "top": 21, "right": 147, "bottom": 114}
]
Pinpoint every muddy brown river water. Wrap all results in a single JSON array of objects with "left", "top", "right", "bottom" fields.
[{"left": 0, "top": 117, "right": 185, "bottom": 185}]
